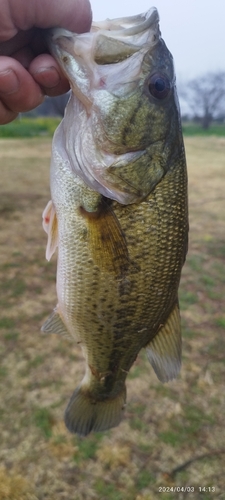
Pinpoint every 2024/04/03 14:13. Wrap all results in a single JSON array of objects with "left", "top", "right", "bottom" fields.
[{"left": 158, "top": 486, "right": 216, "bottom": 493}]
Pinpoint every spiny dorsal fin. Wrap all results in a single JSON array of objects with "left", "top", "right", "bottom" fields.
[
  {"left": 146, "top": 302, "right": 182, "bottom": 382},
  {"left": 41, "top": 309, "right": 72, "bottom": 339},
  {"left": 42, "top": 200, "right": 58, "bottom": 261}
]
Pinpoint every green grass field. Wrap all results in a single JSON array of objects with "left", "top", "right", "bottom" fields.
[
  {"left": 0, "top": 117, "right": 61, "bottom": 138},
  {"left": 182, "top": 123, "right": 225, "bottom": 136},
  {"left": 0, "top": 116, "right": 225, "bottom": 139},
  {"left": 0, "top": 134, "right": 224, "bottom": 499}
]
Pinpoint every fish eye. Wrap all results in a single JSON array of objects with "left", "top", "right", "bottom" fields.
[{"left": 148, "top": 73, "right": 171, "bottom": 99}]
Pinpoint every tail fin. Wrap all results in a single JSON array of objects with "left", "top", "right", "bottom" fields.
[{"left": 64, "top": 385, "right": 126, "bottom": 436}]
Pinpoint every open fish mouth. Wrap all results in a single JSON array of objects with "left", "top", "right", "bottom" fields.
[
  {"left": 47, "top": 7, "right": 160, "bottom": 109},
  {"left": 49, "top": 7, "right": 160, "bottom": 55},
  {"left": 46, "top": 8, "right": 172, "bottom": 205}
]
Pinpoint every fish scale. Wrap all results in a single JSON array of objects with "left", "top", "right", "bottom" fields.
[{"left": 42, "top": 7, "right": 188, "bottom": 435}]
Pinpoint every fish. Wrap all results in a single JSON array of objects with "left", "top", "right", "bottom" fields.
[{"left": 42, "top": 7, "right": 188, "bottom": 436}]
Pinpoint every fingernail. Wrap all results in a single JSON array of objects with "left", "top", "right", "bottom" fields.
[
  {"left": 33, "top": 66, "right": 61, "bottom": 89},
  {"left": 0, "top": 69, "right": 20, "bottom": 94}
]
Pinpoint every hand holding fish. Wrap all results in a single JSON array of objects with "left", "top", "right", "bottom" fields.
[{"left": 0, "top": 0, "right": 92, "bottom": 124}]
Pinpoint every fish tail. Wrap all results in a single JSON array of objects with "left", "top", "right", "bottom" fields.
[{"left": 64, "top": 384, "right": 126, "bottom": 436}]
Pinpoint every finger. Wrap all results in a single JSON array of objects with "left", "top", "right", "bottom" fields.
[
  {"left": 4, "top": 0, "right": 92, "bottom": 35},
  {"left": 37, "top": 0, "right": 92, "bottom": 33},
  {"left": 0, "top": 99, "right": 18, "bottom": 124},
  {"left": 0, "top": 29, "right": 35, "bottom": 54},
  {"left": 29, "top": 54, "right": 70, "bottom": 96},
  {"left": 0, "top": 56, "right": 44, "bottom": 114},
  {"left": 12, "top": 46, "right": 35, "bottom": 69}
]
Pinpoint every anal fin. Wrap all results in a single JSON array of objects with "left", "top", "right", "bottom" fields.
[
  {"left": 41, "top": 309, "right": 72, "bottom": 339},
  {"left": 146, "top": 302, "right": 182, "bottom": 382}
]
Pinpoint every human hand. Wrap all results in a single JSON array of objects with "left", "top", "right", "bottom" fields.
[{"left": 0, "top": 0, "right": 92, "bottom": 124}]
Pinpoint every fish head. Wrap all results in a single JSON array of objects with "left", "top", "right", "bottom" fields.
[{"left": 48, "top": 8, "right": 185, "bottom": 204}]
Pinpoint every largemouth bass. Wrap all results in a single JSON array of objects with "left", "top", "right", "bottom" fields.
[{"left": 42, "top": 7, "right": 188, "bottom": 436}]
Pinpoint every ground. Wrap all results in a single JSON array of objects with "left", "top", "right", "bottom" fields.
[{"left": 0, "top": 136, "right": 224, "bottom": 500}]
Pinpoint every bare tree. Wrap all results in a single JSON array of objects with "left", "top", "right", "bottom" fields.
[{"left": 181, "top": 71, "right": 225, "bottom": 129}]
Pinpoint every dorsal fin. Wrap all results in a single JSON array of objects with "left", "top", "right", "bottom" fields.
[
  {"left": 42, "top": 200, "right": 58, "bottom": 261},
  {"left": 146, "top": 302, "right": 182, "bottom": 382}
]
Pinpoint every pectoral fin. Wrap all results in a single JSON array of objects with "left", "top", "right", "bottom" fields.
[
  {"left": 146, "top": 302, "right": 182, "bottom": 382},
  {"left": 80, "top": 198, "right": 129, "bottom": 278},
  {"left": 42, "top": 200, "right": 58, "bottom": 261}
]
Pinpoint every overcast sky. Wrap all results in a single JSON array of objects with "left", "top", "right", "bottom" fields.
[{"left": 90, "top": 0, "right": 224, "bottom": 80}]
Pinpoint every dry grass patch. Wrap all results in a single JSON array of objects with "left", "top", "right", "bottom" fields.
[{"left": 0, "top": 137, "right": 224, "bottom": 499}]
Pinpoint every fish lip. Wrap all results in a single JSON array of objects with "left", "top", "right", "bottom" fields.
[
  {"left": 47, "top": 29, "right": 77, "bottom": 61},
  {"left": 49, "top": 7, "right": 159, "bottom": 40},
  {"left": 91, "top": 7, "right": 159, "bottom": 37},
  {"left": 47, "top": 29, "right": 94, "bottom": 110},
  {"left": 48, "top": 7, "right": 159, "bottom": 55}
]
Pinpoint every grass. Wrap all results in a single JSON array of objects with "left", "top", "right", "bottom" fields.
[
  {"left": 33, "top": 407, "right": 54, "bottom": 438},
  {"left": 0, "top": 117, "right": 225, "bottom": 139},
  {"left": 0, "top": 116, "right": 60, "bottom": 138},
  {"left": 179, "top": 290, "right": 198, "bottom": 309},
  {"left": 136, "top": 470, "right": 155, "bottom": 489},
  {"left": 4, "top": 331, "right": 19, "bottom": 341},
  {"left": 182, "top": 122, "right": 225, "bottom": 136},
  {"left": 0, "top": 317, "right": 15, "bottom": 328},
  {"left": 74, "top": 433, "right": 104, "bottom": 462},
  {"left": 215, "top": 317, "right": 225, "bottom": 329},
  {"left": 0, "top": 136, "right": 224, "bottom": 498},
  {"left": 94, "top": 479, "right": 124, "bottom": 500}
]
